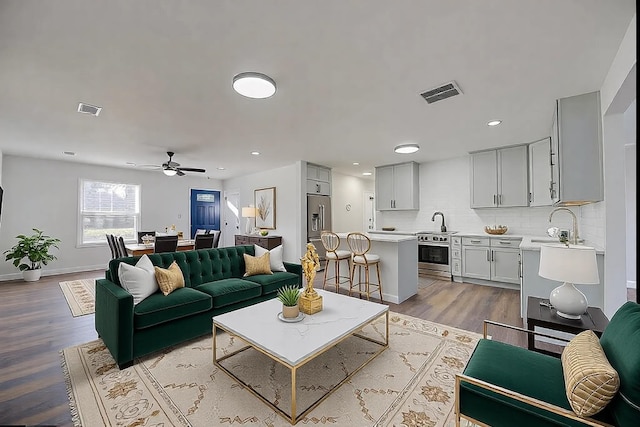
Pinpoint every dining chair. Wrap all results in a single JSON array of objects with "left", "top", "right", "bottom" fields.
[
  {"left": 105, "top": 234, "right": 118, "bottom": 259},
  {"left": 116, "top": 236, "right": 128, "bottom": 258},
  {"left": 346, "top": 232, "right": 384, "bottom": 302},
  {"left": 320, "top": 231, "right": 352, "bottom": 293},
  {"left": 154, "top": 235, "right": 179, "bottom": 253},
  {"left": 137, "top": 231, "right": 156, "bottom": 243},
  {"left": 194, "top": 234, "right": 215, "bottom": 250},
  {"left": 210, "top": 230, "right": 221, "bottom": 248}
]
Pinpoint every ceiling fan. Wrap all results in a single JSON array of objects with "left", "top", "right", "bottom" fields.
[{"left": 140, "top": 151, "right": 206, "bottom": 177}]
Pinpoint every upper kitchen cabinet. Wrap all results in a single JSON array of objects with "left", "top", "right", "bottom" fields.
[
  {"left": 306, "top": 163, "right": 331, "bottom": 195},
  {"left": 470, "top": 145, "right": 528, "bottom": 208},
  {"left": 528, "top": 138, "right": 553, "bottom": 207},
  {"left": 550, "top": 91, "right": 603, "bottom": 206},
  {"left": 375, "top": 161, "right": 419, "bottom": 210}
]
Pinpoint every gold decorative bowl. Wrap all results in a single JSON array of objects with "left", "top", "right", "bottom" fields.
[{"left": 484, "top": 225, "right": 508, "bottom": 235}]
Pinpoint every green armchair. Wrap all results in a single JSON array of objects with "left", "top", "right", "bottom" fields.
[{"left": 455, "top": 301, "right": 640, "bottom": 427}]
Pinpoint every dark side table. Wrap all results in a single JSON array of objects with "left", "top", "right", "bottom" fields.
[{"left": 526, "top": 296, "right": 609, "bottom": 356}]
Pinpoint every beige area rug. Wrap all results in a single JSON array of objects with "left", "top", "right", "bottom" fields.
[
  {"left": 61, "top": 312, "right": 481, "bottom": 426},
  {"left": 59, "top": 279, "right": 97, "bottom": 316}
]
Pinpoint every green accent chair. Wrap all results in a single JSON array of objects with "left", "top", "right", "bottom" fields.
[
  {"left": 95, "top": 245, "right": 302, "bottom": 369},
  {"left": 455, "top": 301, "right": 640, "bottom": 427}
]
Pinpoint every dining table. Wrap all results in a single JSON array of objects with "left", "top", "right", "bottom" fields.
[{"left": 124, "top": 239, "right": 196, "bottom": 256}]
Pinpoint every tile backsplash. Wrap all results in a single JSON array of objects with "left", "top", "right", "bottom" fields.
[{"left": 376, "top": 156, "right": 605, "bottom": 247}]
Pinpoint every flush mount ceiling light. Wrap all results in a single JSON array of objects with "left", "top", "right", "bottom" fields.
[
  {"left": 232, "top": 72, "right": 276, "bottom": 99},
  {"left": 487, "top": 120, "right": 502, "bottom": 126},
  {"left": 394, "top": 143, "right": 420, "bottom": 154}
]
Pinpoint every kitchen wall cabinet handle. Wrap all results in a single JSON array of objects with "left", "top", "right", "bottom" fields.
[
  {"left": 493, "top": 194, "right": 497, "bottom": 205},
  {"left": 529, "top": 192, "right": 532, "bottom": 203},
  {"left": 499, "top": 194, "right": 503, "bottom": 205}
]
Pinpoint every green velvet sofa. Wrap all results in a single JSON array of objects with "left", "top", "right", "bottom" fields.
[
  {"left": 455, "top": 301, "right": 640, "bottom": 427},
  {"left": 95, "top": 245, "right": 302, "bottom": 369}
]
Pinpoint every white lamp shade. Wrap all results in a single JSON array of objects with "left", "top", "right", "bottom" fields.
[
  {"left": 242, "top": 207, "right": 257, "bottom": 218},
  {"left": 163, "top": 168, "right": 177, "bottom": 177},
  {"left": 538, "top": 244, "right": 599, "bottom": 285}
]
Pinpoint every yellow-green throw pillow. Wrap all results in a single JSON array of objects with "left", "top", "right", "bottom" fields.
[
  {"left": 154, "top": 261, "right": 185, "bottom": 296},
  {"left": 561, "top": 330, "right": 620, "bottom": 416},
  {"left": 243, "top": 252, "right": 273, "bottom": 277}
]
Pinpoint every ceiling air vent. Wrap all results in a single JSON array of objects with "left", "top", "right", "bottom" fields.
[
  {"left": 420, "top": 81, "right": 463, "bottom": 104},
  {"left": 77, "top": 102, "right": 102, "bottom": 116}
]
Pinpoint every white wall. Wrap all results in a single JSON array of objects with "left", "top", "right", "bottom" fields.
[
  {"left": 599, "top": 14, "right": 636, "bottom": 315},
  {"left": 624, "top": 99, "right": 636, "bottom": 288},
  {"left": 223, "top": 162, "right": 303, "bottom": 263},
  {"left": 0, "top": 155, "right": 222, "bottom": 280},
  {"left": 331, "top": 171, "right": 374, "bottom": 233},
  {"left": 377, "top": 157, "right": 582, "bottom": 238}
]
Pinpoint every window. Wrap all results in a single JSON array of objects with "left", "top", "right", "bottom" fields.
[{"left": 79, "top": 179, "right": 140, "bottom": 245}]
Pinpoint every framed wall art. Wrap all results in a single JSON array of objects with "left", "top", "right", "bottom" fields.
[{"left": 254, "top": 187, "right": 276, "bottom": 229}]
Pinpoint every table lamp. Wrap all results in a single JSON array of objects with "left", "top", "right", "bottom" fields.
[
  {"left": 538, "top": 244, "right": 599, "bottom": 319},
  {"left": 241, "top": 207, "right": 257, "bottom": 235}
]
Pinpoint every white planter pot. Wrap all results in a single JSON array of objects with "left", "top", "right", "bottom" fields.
[{"left": 23, "top": 269, "right": 42, "bottom": 282}]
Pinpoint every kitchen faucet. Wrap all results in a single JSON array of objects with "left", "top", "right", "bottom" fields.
[
  {"left": 549, "top": 207, "right": 579, "bottom": 244},
  {"left": 431, "top": 211, "right": 446, "bottom": 232}
]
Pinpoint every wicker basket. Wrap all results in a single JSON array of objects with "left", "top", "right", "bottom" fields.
[{"left": 484, "top": 225, "right": 508, "bottom": 235}]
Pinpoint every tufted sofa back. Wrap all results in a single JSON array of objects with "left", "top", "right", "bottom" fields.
[{"left": 106, "top": 245, "right": 256, "bottom": 288}]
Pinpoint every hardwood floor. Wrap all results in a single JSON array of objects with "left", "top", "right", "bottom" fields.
[{"left": 1, "top": 270, "right": 634, "bottom": 426}]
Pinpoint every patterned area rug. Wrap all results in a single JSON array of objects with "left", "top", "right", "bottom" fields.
[
  {"left": 59, "top": 279, "right": 97, "bottom": 316},
  {"left": 61, "top": 312, "right": 481, "bottom": 426}
]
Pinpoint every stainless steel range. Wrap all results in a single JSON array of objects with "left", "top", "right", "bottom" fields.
[{"left": 416, "top": 231, "right": 456, "bottom": 279}]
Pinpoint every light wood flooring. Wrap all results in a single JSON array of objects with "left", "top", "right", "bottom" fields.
[{"left": 0, "top": 269, "right": 635, "bottom": 426}]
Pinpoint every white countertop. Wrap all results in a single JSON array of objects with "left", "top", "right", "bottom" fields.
[
  {"left": 519, "top": 235, "right": 605, "bottom": 254},
  {"left": 336, "top": 232, "right": 417, "bottom": 243}
]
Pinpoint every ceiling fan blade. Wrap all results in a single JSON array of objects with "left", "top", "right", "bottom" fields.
[
  {"left": 176, "top": 169, "right": 185, "bottom": 176},
  {"left": 138, "top": 164, "right": 162, "bottom": 170},
  {"left": 178, "top": 167, "right": 206, "bottom": 173}
]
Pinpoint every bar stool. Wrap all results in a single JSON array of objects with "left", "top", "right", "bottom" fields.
[
  {"left": 346, "top": 232, "right": 383, "bottom": 302},
  {"left": 320, "top": 232, "right": 352, "bottom": 293}
]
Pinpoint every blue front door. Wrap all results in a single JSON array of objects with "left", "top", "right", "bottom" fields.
[{"left": 190, "top": 189, "right": 220, "bottom": 238}]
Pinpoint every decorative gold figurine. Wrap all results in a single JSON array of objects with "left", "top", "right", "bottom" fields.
[{"left": 299, "top": 242, "right": 323, "bottom": 314}]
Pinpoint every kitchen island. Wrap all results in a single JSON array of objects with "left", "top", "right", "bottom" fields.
[{"left": 335, "top": 232, "right": 418, "bottom": 304}]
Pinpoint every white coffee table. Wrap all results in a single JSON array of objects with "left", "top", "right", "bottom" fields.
[{"left": 212, "top": 289, "right": 389, "bottom": 424}]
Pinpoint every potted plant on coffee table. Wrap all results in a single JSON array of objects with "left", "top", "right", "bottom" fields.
[
  {"left": 4, "top": 228, "right": 61, "bottom": 282},
  {"left": 276, "top": 285, "right": 301, "bottom": 319}
]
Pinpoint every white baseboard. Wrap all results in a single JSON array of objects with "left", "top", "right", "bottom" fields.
[
  {"left": 628, "top": 280, "right": 636, "bottom": 289},
  {"left": 0, "top": 264, "right": 106, "bottom": 282}
]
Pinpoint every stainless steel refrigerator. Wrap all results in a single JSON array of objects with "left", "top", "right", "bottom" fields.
[{"left": 307, "top": 194, "right": 332, "bottom": 262}]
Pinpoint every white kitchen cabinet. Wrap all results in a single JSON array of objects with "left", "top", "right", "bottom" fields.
[
  {"left": 375, "top": 161, "right": 419, "bottom": 210},
  {"left": 460, "top": 236, "right": 522, "bottom": 285},
  {"left": 470, "top": 145, "right": 528, "bottom": 208},
  {"left": 528, "top": 138, "right": 553, "bottom": 206},
  {"left": 550, "top": 91, "right": 603, "bottom": 205},
  {"left": 306, "top": 163, "right": 331, "bottom": 195}
]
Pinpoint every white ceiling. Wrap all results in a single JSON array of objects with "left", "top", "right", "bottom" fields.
[{"left": 0, "top": 1, "right": 635, "bottom": 180}]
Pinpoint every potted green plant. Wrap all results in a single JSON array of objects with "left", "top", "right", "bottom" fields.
[
  {"left": 276, "top": 285, "right": 301, "bottom": 318},
  {"left": 4, "top": 228, "right": 61, "bottom": 282}
]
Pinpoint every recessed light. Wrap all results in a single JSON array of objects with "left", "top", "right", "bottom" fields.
[
  {"left": 63, "top": 151, "right": 75, "bottom": 156},
  {"left": 217, "top": 167, "right": 226, "bottom": 170},
  {"left": 233, "top": 72, "right": 276, "bottom": 99},
  {"left": 487, "top": 120, "right": 502, "bottom": 126},
  {"left": 125, "top": 162, "right": 136, "bottom": 166},
  {"left": 251, "top": 151, "right": 260, "bottom": 156},
  {"left": 394, "top": 143, "right": 420, "bottom": 154},
  {"left": 362, "top": 172, "right": 372, "bottom": 176},
  {"left": 352, "top": 162, "right": 360, "bottom": 166}
]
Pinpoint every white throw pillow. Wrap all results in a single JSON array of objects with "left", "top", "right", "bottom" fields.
[
  {"left": 118, "top": 254, "right": 158, "bottom": 305},
  {"left": 254, "top": 244, "right": 287, "bottom": 272}
]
